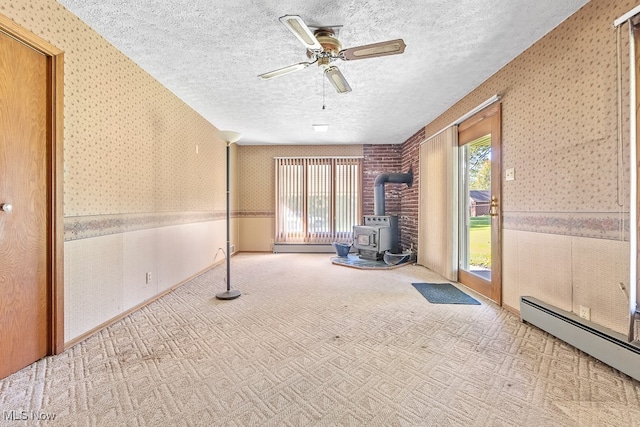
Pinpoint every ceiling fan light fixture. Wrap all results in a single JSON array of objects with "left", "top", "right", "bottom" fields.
[
  {"left": 258, "top": 62, "right": 310, "bottom": 79},
  {"left": 325, "top": 66, "right": 352, "bottom": 93},
  {"left": 312, "top": 124, "right": 329, "bottom": 132},
  {"left": 279, "top": 15, "right": 323, "bottom": 51}
]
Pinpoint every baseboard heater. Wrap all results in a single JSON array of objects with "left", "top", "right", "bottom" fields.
[
  {"left": 520, "top": 296, "right": 640, "bottom": 381},
  {"left": 273, "top": 243, "right": 345, "bottom": 254}
]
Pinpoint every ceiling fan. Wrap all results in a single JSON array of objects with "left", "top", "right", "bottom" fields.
[{"left": 258, "top": 15, "right": 406, "bottom": 93}]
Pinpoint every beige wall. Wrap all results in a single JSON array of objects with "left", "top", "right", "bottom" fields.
[
  {"left": 238, "top": 144, "right": 363, "bottom": 251},
  {"left": 2, "top": 1, "right": 231, "bottom": 342},
  {"left": 420, "top": 0, "right": 633, "bottom": 334}
]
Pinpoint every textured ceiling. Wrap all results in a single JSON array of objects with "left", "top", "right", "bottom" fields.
[{"left": 57, "top": 0, "right": 589, "bottom": 145}]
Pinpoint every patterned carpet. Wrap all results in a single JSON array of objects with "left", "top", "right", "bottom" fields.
[{"left": 1, "top": 253, "right": 640, "bottom": 426}]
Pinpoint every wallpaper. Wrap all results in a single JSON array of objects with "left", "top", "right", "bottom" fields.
[
  {"left": 1, "top": 0, "right": 227, "bottom": 239},
  {"left": 238, "top": 144, "right": 363, "bottom": 215},
  {"left": 421, "top": 0, "right": 631, "bottom": 241}
]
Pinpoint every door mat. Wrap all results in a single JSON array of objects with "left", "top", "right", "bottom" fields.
[{"left": 411, "top": 283, "right": 481, "bottom": 305}]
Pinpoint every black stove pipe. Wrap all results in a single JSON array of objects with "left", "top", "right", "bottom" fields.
[{"left": 373, "top": 167, "right": 414, "bottom": 216}]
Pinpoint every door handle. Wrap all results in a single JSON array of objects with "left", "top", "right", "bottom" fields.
[
  {"left": 489, "top": 196, "right": 498, "bottom": 217},
  {"left": 0, "top": 203, "right": 12, "bottom": 213}
]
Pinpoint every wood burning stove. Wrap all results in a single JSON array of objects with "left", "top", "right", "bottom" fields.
[
  {"left": 353, "top": 215, "right": 399, "bottom": 260},
  {"left": 353, "top": 167, "right": 413, "bottom": 260}
]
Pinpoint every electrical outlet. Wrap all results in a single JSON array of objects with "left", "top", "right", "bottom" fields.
[
  {"left": 579, "top": 305, "right": 591, "bottom": 321},
  {"left": 230, "top": 244, "right": 236, "bottom": 253},
  {"left": 145, "top": 272, "right": 152, "bottom": 284}
]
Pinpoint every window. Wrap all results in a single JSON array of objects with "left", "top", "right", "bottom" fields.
[{"left": 275, "top": 157, "right": 362, "bottom": 244}]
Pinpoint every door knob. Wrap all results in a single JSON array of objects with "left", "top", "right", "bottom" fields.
[
  {"left": 1, "top": 203, "right": 12, "bottom": 213},
  {"left": 489, "top": 196, "right": 498, "bottom": 217}
]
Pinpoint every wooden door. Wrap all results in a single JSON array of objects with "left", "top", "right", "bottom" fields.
[
  {"left": 457, "top": 104, "right": 502, "bottom": 304},
  {"left": 0, "top": 30, "right": 49, "bottom": 378}
]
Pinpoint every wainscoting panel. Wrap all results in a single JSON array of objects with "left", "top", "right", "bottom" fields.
[
  {"left": 157, "top": 221, "right": 226, "bottom": 292},
  {"left": 503, "top": 230, "right": 631, "bottom": 336},
  {"left": 571, "top": 236, "right": 629, "bottom": 334},
  {"left": 64, "top": 234, "right": 125, "bottom": 341},
  {"left": 64, "top": 220, "right": 226, "bottom": 343},
  {"left": 516, "top": 231, "right": 573, "bottom": 312},
  {"left": 122, "top": 228, "right": 159, "bottom": 311},
  {"left": 502, "top": 229, "right": 520, "bottom": 311}
]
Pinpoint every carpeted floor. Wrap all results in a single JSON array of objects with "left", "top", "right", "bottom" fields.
[{"left": 1, "top": 253, "right": 640, "bottom": 426}]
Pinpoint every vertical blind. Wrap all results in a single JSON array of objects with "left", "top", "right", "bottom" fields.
[
  {"left": 418, "top": 126, "right": 458, "bottom": 281},
  {"left": 275, "top": 157, "right": 362, "bottom": 244}
]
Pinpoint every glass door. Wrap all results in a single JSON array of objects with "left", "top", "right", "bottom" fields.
[
  {"left": 458, "top": 104, "right": 502, "bottom": 304},
  {"left": 460, "top": 134, "right": 492, "bottom": 280}
]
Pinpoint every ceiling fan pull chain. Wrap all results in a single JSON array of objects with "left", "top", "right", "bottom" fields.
[{"left": 322, "top": 74, "right": 326, "bottom": 110}]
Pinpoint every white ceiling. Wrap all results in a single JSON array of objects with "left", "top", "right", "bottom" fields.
[{"left": 57, "top": 0, "right": 589, "bottom": 145}]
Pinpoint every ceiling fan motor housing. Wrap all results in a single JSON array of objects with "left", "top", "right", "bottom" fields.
[{"left": 307, "top": 28, "right": 341, "bottom": 67}]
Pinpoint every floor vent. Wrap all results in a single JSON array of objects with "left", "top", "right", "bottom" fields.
[{"left": 520, "top": 296, "right": 640, "bottom": 381}]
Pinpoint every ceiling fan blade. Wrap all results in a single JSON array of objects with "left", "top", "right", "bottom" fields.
[
  {"left": 340, "top": 39, "right": 406, "bottom": 61},
  {"left": 258, "top": 62, "right": 311, "bottom": 79},
  {"left": 279, "top": 15, "right": 323, "bottom": 51},
  {"left": 324, "top": 66, "right": 352, "bottom": 94}
]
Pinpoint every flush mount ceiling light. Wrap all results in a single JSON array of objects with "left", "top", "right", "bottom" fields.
[
  {"left": 312, "top": 124, "right": 329, "bottom": 132},
  {"left": 258, "top": 15, "right": 406, "bottom": 93}
]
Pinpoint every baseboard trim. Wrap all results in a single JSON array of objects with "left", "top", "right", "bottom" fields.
[
  {"left": 502, "top": 302, "right": 519, "bottom": 316},
  {"left": 273, "top": 243, "right": 353, "bottom": 254}
]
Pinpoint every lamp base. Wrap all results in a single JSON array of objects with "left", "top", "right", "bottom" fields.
[{"left": 215, "top": 289, "right": 241, "bottom": 300}]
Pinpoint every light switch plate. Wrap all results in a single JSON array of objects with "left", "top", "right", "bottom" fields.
[{"left": 505, "top": 168, "right": 515, "bottom": 181}]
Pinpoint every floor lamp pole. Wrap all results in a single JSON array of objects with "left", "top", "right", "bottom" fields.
[{"left": 216, "top": 132, "right": 241, "bottom": 300}]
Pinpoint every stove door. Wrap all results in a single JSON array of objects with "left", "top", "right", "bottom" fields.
[{"left": 353, "top": 226, "right": 378, "bottom": 250}]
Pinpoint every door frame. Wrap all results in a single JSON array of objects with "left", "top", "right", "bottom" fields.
[
  {"left": 0, "top": 15, "right": 64, "bottom": 354},
  {"left": 457, "top": 103, "right": 502, "bottom": 305}
]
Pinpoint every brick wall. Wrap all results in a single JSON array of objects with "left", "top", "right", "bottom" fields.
[
  {"left": 362, "top": 144, "right": 403, "bottom": 217},
  {"left": 399, "top": 128, "right": 425, "bottom": 252},
  {"left": 362, "top": 128, "right": 424, "bottom": 252}
]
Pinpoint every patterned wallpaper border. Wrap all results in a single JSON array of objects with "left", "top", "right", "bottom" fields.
[
  {"left": 65, "top": 211, "right": 629, "bottom": 241},
  {"left": 237, "top": 211, "right": 275, "bottom": 218},
  {"left": 503, "top": 212, "right": 629, "bottom": 241},
  {"left": 64, "top": 211, "right": 231, "bottom": 241}
]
